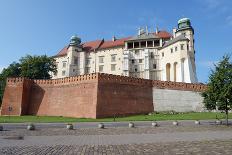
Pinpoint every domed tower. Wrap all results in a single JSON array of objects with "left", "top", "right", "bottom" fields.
[
  {"left": 69, "top": 35, "right": 81, "bottom": 46},
  {"left": 175, "top": 18, "right": 197, "bottom": 83},
  {"left": 176, "top": 18, "right": 194, "bottom": 52}
]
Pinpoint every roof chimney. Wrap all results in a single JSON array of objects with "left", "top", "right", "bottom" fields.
[
  {"left": 172, "top": 28, "right": 177, "bottom": 38},
  {"left": 155, "top": 26, "right": 159, "bottom": 34},
  {"left": 146, "top": 26, "right": 148, "bottom": 35},
  {"left": 112, "top": 36, "right": 116, "bottom": 41}
]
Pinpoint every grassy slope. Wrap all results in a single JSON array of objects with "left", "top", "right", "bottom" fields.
[{"left": 0, "top": 112, "right": 231, "bottom": 123}]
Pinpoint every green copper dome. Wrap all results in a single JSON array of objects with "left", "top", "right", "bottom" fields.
[
  {"left": 69, "top": 35, "right": 81, "bottom": 46},
  {"left": 177, "top": 18, "right": 192, "bottom": 29},
  {"left": 178, "top": 18, "right": 190, "bottom": 24}
]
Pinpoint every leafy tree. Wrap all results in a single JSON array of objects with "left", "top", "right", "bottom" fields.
[
  {"left": 19, "top": 55, "right": 57, "bottom": 79},
  {"left": 202, "top": 54, "right": 232, "bottom": 125},
  {"left": 0, "top": 55, "right": 57, "bottom": 105}
]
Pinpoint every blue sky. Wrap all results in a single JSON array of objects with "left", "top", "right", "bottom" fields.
[{"left": 0, "top": 0, "right": 232, "bottom": 83}]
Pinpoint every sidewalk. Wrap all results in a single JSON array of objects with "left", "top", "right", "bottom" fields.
[{"left": 1, "top": 119, "right": 231, "bottom": 130}]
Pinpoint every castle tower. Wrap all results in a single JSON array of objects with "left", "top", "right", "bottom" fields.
[
  {"left": 67, "top": 35, "right": 86, "bottom": 76},
  {"left": 175, "top": 18, "right": 197, "bottom": 83}
]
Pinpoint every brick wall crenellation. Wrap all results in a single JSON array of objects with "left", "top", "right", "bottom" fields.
[
  {"left": 6, "top": 73, "right": 207, "bottom": 92},
  {"left": 98, "top": 73, "right": 152, "bottom": 86}
]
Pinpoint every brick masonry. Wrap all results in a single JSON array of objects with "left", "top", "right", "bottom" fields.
[{"left": 0, "top": 73, "right": 207, "bottom": 118}]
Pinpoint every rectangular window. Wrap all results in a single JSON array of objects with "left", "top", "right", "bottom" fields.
[
  {"left": 135, "top": 50, "right": 139, "bottom": 55},
  {"left": 99, "top": 56, "right": 104, "bottom": 63},
  {"left": 147, "top": 41, "right": 153, "bottom": 47},
  {"left": 153, "top": 64, "right": 157, "bottom": 69},
  {"left": 111, "top": 64, "right": 116, "bottom": 71},
  {"left": 62, "top": 70, "right": 66, "bottom": 76},
  {"left": 128, "top": 42, "right": 133, "bottom": 49},
  {"left": 162, "top": 52, "right": 164, "bottom": 57},
  {"left": 74, "top": 57, "right": 78, "bottom": 65},
  {"left": 181, "top": 44, "right": 184, "bottom": 50},
  {"left": 134, "top": 42, "right": 139, "bottom": 48},
  {"left": 171, "top": 48, "right": 173, "bottom": 53},
  {"left": 150, "top": 53, "right": 154, "bottom": 58},
  {"left": 131, "top": 59, "right": 135, "bottom": 64},
  {"left": 99, "top": 65, "right": 104, "bottom": 72},
  {"left": 175, "top": 46, "right": 178, "bottom": 51},
  {"left": 134, "top": 65, "right": 138, "bottom": 72},
  {"left": 111, "top": 54, "right": 116, "bottom": 62},
  {"left": 85, "top": 67, "right": 90, "bottom": 74},
  {"left": 62, "top": 62, "right": 66, "bottom": 68},
  {"left": 73, "top": 69, "right": 75, "bottom": 72},
  {"left": 86, "top": 59, "right": 91, "bottom": 65},
  {"left": 141, "top": 41, "right": 146, "bottom": 48},
  {"left": 139, "top": 59, "right": 143, "bottom": 63}
]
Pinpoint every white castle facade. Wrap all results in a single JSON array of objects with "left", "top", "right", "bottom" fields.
[{"left": 53, "top": 18, "right": 198, "bottom": 83}]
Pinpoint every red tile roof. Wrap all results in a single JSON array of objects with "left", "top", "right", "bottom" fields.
[
  {"left": 55, "top": 31, "right": 172, "bottom": 57},
  {"left": 82, "top": 40, "right": 103, "bottom": 51},
  {"left": 98, "top": 37, "right": 131, "bottom": 50},
  {"left": 155, "top": 31, "right": 172, "bottom": 39},
  {"left": 56, "top": 46, "right": 68, "bottom": 57}
]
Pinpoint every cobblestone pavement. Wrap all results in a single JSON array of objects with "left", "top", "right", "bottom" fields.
[
  {"left": 0, "top": 140, "right": 232, "bottom": 155},
  {"left": 0, "top": 126, "right": 232, "bottom": 154}
]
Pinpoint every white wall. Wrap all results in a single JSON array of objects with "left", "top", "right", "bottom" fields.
[{"left": 152, "top": 88, "right": 205, "bottom": 112}]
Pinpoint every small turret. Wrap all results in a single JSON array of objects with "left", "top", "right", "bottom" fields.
[
  {"left": 69, "top": 35, "right": 81, "bottom": 46},
  {"left": 177, "top": 18, "right": 193, "bottom": 32}
]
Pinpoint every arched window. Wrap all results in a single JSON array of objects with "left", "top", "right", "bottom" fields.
[
  {"left": 166, "top": 63, "right": 171, "bottom": 81},
  {"left": 174, "top": 62, "right": 178, "bottom": 82},
  {"left": 181, "top": 58, "right": 185, "bottom": 82}
]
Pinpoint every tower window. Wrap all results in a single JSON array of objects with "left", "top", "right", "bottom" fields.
[
  {"left": 175, "top": 46, "right": 178, "bottom": 51},
  {"left": 74, "top": 57, "right": 78, "bottom": 65},
  {"left": 62, "top": 62, "right": 66, "bottom": 68},
  {"left": 131, "top": 59, "right": 135, "bottom": 64},
  {"left": 170, "top": 48, "right": 173, "bottom": 53},
  {"left": 181, "top": 44, "right": 184, "bottom": 50}
]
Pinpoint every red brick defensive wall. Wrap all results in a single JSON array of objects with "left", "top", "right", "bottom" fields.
[{"left": 0, "top": 73, "right": 207, "bottom": 118}]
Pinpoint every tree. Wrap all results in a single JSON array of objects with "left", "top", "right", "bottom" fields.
[
  {"left": 202, "top": 54, "right": 232, "bottom": 126},
  {"left": 19, "top": 55, "right": 57, "bottom": 79},
  {"left": 0, "top": 55, "right": 57, "bottom": 105}
]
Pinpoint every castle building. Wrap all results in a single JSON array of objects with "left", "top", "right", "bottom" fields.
[{"left": 53, "top": 18, "right": 198, "bottom": 83}]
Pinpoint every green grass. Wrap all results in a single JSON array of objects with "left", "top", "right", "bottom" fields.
[{"left": 0, "top": 112, "right": 231, "bottom": 123}]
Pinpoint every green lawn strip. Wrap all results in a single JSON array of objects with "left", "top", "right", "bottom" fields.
[{"left": 0, "top": 112, "right": 231, "bottom": 123}]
